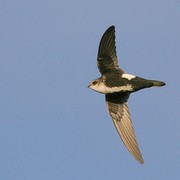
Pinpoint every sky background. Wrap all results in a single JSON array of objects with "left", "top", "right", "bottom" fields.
[{"left": 1, "top": 1, "right": 180, "bottom": 179}]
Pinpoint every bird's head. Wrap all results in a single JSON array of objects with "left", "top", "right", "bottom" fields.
[{"left": 88, "top": 78, "right": 102, "bottom": 93}]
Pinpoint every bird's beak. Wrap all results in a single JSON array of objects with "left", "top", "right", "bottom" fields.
[{"left": 88, "top": 85, "right": 90, "bottom": 88}]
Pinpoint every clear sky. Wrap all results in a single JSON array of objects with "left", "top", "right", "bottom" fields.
[{"left": 1, "top": 1, "right": 180, "bottom": 179}]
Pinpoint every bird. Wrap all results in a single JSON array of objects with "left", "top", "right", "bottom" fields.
[{"left": 88, "top": 26, "right": 165, "bottom": 164}]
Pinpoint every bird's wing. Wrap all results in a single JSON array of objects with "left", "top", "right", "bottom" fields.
[
  {"left": 97, "top": 26, "right": 125, "bottom": 75},
  {"left": 105, "top": 92, "right": 144, "bottom": 164}
]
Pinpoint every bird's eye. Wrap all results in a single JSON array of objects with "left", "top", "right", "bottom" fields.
[{"left": 92, "top": 81, "right": 97, "bottom": 85}]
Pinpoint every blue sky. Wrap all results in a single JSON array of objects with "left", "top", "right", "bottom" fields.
[{"left": 1, "top": 1, "right": 180, "bottom": 179}]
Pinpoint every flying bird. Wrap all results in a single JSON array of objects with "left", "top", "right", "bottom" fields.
[{"left": 88, "top": 26, "right": 165, "bottom": 164}]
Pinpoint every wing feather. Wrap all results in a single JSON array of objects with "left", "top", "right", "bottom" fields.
[
  {"left": 105, "top": 92, "right": 144, "bottom": 164},
  {"left": 97, "top": 26, "right": 124, "bottom": 75}
]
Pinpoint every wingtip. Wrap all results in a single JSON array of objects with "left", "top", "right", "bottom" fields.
[
  {"left": 138, "top": 158, "right": 144, "bottom": 164},
  {"left": 108, "top": 25, "right": 115, "bottom": 31},
  {"left": 110, "top": 25, "right": 115, "bottom": 28},
  {"left": 133, "top": 152, "right": 144, "bottom": 164}
]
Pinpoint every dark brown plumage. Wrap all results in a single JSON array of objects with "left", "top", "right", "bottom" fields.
[{"left": 88, "top": 26, "right": 165, "bottom": 164}]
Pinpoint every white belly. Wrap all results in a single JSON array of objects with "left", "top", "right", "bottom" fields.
[{"left": 91, "top": 83, "right": 133, "bottom": 94}]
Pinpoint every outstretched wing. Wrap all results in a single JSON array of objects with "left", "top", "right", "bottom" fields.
[
  {"left": 97, "top": 26, "right": 124, "bottom": 75},
  {"left": 105, "top": 92, "right": 144, "bottom": 164}
]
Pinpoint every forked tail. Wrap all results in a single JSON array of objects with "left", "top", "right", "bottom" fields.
[{"left": 151, "top": 80, "right": 166, "bottom": 87}]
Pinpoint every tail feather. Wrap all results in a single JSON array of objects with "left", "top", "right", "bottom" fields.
[{"left": 151, "top": 80, "right": 166, "bottom": 87}]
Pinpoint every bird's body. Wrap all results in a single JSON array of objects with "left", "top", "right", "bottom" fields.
[
  {"left": 89, "top": 74, "right": 164, "bottom": 94},
  {"left": 88, "top": 26, "right": 165, "bottom": 164}
]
